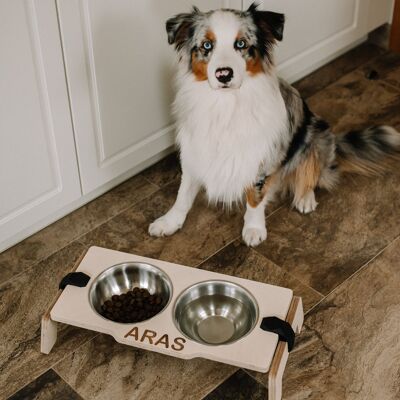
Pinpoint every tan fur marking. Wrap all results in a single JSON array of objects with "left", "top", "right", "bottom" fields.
[
  {"left": 246, "top": 174, "right": 278, "bottom": 208},
  {"left": 205, "top": 30, "right": 216, "bottom": 42},
  {"left": 292, "top": 150, "right": 321, "bottom": 203},
  {"left": 246, "top": 53, "right": 264, "bottom": 75},
  {"left": 246, "top": 187, "right": 259, "bottom": 208},
  {"left": 191, "top": 52, "right": 208, "bottom": 81}
]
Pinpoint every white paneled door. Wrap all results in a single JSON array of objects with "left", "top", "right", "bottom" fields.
[
  {"left": 245, "top": 0, "right": 393, "bottom": 82},
  {"left": 57, "top": 0, "right": 241, "bottom": 194},
  {"left": 0, "top": 0, "right": 81, "bottom": 250}
]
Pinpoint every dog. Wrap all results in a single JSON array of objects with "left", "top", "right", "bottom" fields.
[{"left": 149, "top": 3, "right": 400, "bottom": 247}]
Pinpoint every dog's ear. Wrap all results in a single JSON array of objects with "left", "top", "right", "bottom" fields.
[
  {"left": 166, "top": 6, "right": 200, "bottom": 50},
  {"left": 248, "top": 2, "right": 285, "bottom": 42}
]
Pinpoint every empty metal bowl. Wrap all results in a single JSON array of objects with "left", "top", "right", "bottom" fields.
[
  {"left": 89, "top": 262, "right": 172, "bottom": 322},
  {"left": 174, "top": 280, "right": 259, "bottom": 345}
]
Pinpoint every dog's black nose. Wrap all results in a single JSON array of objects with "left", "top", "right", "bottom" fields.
[{"left": 215, "top": 67, "right": 233, "bottom": 84}]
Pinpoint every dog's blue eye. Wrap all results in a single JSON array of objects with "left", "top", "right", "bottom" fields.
[
  {"left": 235, "top": 39, "right": 247, "bottom": 49},
  {"left": 202, "top": 41, "right": 213, "bottom": 51}
]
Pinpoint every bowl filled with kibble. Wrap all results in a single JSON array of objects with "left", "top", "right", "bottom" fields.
[{"left": 88, "top": 262, "right": 172, "bottom": 324}]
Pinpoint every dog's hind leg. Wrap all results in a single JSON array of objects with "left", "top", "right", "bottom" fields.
[
  {"left": 242, "top": 174, "right": 279, "bottom": 247},
  {"left": 149, "top": 171, "right": 200, "bottom": 237}
]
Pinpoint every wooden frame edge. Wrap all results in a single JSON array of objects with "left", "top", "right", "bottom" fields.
[
  {"left": 267, "top": 296, "right": 304, "bottom": 400},
  {"left": 40, "top": 247, "right": 89, "bottom": 354},
  {"left": 390, "top": 0, "right": 400, "bottom": 53}
]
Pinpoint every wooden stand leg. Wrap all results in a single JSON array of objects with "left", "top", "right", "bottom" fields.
[
  {"left": 41, "top": 312, "right": 58, "bottom": 353},
  {"left": 40, "top": 248, "right": 89, "bottom": 354},
  {"left": 268, "top": 297, "right": 304, "bottom": 400},
  {"left": 41, "top": 289, "right": 63, "bottom": 354}
]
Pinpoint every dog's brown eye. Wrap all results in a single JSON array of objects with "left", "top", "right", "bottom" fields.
[
  {"left": 235, "top": 39, "right": 247, "bottom": 50},
  {"left": 202, "top": 41, "right": 213, "bottom": 51}
]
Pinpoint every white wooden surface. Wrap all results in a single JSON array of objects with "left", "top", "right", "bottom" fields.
[
  {"left": 0, "top": 0, "right": 81, "bottom": 248},
  {"left": 49, "top": 246, "right": 294, "bottom": 373},
  {"left": 56, "top": 0, "right": 241, "bottom": 194},
  {"left": 368, "top": 0, "right": 395, "bottom": 30},
  {"left": 248, "top": 0, "right": 393, "bottom": 83}
]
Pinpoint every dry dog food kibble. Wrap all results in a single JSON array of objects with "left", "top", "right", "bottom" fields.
[{"left": 101, "top": 287, "right": 164, "bottom": 323}]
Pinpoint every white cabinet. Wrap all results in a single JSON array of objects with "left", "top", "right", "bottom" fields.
[
  {"left": 56, "top": 0, "right": 241, "bottom": 194},
  {"left": 0, "top": 0, "right": 81, "bottom": 250},
  {"left": 246, "top": 0, "right": 394, "bottom": 82}
]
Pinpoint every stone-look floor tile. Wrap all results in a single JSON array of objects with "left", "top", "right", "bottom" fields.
[
  {"left": 250, "top": 237, "right": 400, "bottom": 400},
  {"left": 293, "top": 43, "right": 384, "bottom": 99},
  {"left": 8, "top": 369, "right": 83, "bottom": 400},
  {"left": 307, "top": 68, "right": 400, "bottom": 132},
  {"left": 204, "top": 370, "right": 267, "bottom": 400},
  {"left": 254, "top": 66, "right": 400, "bottom": 295},
  {"left": 360, "top": 51, "right": 400, "bottom": 90},
  {"left": 255, "top": 167, "right": 400, "bottom": 295},
  {"left": 198, "top": 240, "right": 322, "bottom": 312},
  {"left": 0, "top": 175, "right": 157, "bottom": 285},
  {"left": 54, "top": 334, "right": 236, "bottom": 400},
  {"left": 142, "top": 152, "right": 181, "bottom": 188},
  {"left": 0, "top": 242, "right": 96, "bottom": 399},
  {"left": 79, "top": 181, "right": 245, "bottom": 267}
]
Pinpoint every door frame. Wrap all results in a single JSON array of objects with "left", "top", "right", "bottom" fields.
[{"left": 390, "top": 0, "right": 400, "bottom": 52}]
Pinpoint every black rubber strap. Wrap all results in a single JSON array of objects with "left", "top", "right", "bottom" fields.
[
  {"left": 260, "top": 316, "right": 295, "bottom": 352},
  {"left": 59, "top": 272, "right": 90, "bottom": 290}
]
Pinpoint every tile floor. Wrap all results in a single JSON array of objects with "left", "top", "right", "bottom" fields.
[{"left": 1, "top": 37, "right": 400, "bottom": 400}]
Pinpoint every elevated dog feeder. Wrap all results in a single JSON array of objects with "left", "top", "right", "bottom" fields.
[{"left": 41, "top": 246, "right": 303, "bottom": 400}]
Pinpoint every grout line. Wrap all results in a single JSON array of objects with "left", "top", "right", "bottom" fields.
[
  {"left": 49, "top": 333, "right": 101, "bottom": 374},
  {"left": 241, "top": 368, "right": 270, "bottom": 391},
  {"left": 199, "top": 368, "right": 240, "bottom": 399},
  {"left": 304, "top": 235, "right": 400, "bottom": 316},
  {"left": 51, "top": 368, "right": 86, "bottom": 400},
  {"left": 141, "top": 170, "right": 181, "bottom": 191},
  {"left": 193, "top": 235, "right": 241, "bottom": 269},
  {"left": 3, "top": 331, "right": 98, "bottom": 400},
  {"left": 251, "top": 246, "right": 324, "bottom": 300},
  {"left": 379, "top": 79, "right": 400, "bottom": 94},
  {"left": 142, "top": 175, "right": 162, "bottom": 189},
  {"left": 193, "top": 203, "right": 286, "bottom": 270}
]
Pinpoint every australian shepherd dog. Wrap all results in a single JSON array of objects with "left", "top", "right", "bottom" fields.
[{"left": 149, "top": 3, "right": 400, "bottom": 247}]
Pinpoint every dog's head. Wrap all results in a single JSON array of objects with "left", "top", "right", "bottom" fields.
[{"left": 166, "top": 2, "right": 284, "bottom": 90}]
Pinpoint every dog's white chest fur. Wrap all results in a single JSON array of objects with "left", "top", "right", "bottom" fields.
[{"left": 175, "top": 72, "right": 288, "bottom": 204}]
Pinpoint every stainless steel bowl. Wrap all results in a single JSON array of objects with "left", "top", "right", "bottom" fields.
[
  {"left": 174, "top": 280, "right": 259, "bottom": 345},
  {"left": 89, "top": 262, "right": 172, "bottom": 322}
]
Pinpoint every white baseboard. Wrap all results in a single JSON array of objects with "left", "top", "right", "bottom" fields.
[{"left": 278, "top": 36, "right": 368, "bottom": 84}]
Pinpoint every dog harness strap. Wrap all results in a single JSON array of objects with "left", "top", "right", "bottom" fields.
[
  {"left": 59, "top": 272, "right": 90, "bottom": 290},
  {"left": 260, "top": 316, "right": 295, "bottom": 352}
]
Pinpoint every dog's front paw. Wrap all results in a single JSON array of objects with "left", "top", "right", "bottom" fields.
[
  {"left": 148, "top": 215, "right": 182, "bottom": 237},
  {"left": 242, "top": 226, "right": 267, "bottom": 247}
]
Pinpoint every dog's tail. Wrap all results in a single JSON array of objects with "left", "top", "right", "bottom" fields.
[{"left": 335, "top": 126, "right": 400, "bottom": 175}]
